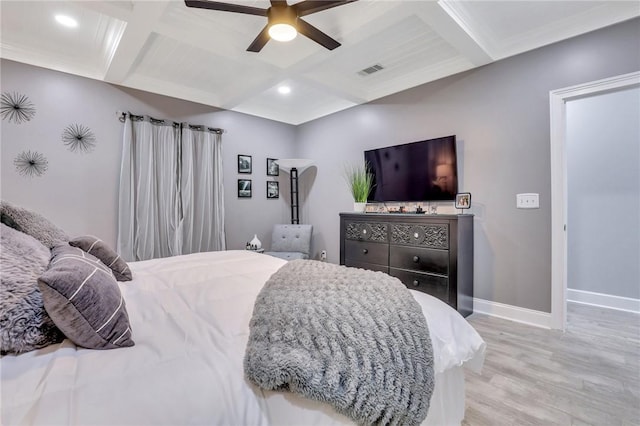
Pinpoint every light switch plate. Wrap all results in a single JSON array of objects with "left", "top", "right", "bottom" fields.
[{"left": 517, "top": 193, "right": 539, "bottom": 209}]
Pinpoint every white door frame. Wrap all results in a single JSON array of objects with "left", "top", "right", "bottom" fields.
[{"left": 549, "top": 71, "right": 640, "bottom": 330}]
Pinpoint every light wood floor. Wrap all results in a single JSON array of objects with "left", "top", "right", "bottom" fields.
[{"left": 462, "top": 303, "right": 640, "bottom": 426}]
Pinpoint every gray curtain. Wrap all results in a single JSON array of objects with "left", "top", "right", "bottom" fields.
[
  {"left": 180, "top": 125, "right": 225, "bottom": 255},
  {"left": 117, "top": 115, "right": 225, "bottom": 261}
]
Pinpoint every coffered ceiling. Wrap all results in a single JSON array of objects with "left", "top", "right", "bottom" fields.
[{"left": 1, "top": 1, "right": 637, "bottom": 124}]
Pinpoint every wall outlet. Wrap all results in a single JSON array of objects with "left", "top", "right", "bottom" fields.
[
  {"left": 517, "top": 193, "right": 540, "bottom": 209},
  {"left": 320, "top": 250, "right": 327, "bottom": 261}
]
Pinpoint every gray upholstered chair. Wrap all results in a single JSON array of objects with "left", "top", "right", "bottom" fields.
[{"left": 265, "top": 224, "right": 313, "bottom": 261}]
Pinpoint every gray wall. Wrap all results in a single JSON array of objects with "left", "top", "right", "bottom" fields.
[
  {"left": 0, "top": 59, "right": 297, "bottom": 251},
  {"left": 296, "top": 18, "right": 640, "bottom": 312},
  {"left": 567, "top": 86, "right": 640, "bottom": 299}
]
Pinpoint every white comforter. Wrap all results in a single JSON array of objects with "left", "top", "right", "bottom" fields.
[{"left": 1, "top": 250, "right": 484, "bottom": 425}]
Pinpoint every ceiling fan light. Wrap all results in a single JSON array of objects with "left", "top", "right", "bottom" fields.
[{"left": 268, "top": 24, "right": 297, "bottom": 42}]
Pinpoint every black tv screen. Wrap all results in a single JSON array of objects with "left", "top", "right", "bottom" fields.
[{"left": 365, "top": 135, "right": 458, "bottom": 202}]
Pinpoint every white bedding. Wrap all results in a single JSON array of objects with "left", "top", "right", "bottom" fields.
[{"left": 1, "top": 250, "right": 485, "bottom": 425}]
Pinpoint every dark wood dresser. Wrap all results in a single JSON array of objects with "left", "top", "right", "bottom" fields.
[{"left": 339, "top": 213, "right": 474, "bottom": 317}]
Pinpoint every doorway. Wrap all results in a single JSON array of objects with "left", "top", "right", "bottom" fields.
[{"left": 549, "top": 71, "right": 640, "bottom": 330}]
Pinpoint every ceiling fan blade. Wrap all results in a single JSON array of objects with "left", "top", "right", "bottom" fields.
[
  {"left": 296, "top": 18, "right": 341, "bottom": 50},
  {"left": 184, "top": 0, "right": 267, "bottom": 17},
  {"left": 247, "top": 25, "right": 271, "bottom": 52},
  {"left": 294, "top": 0, "right": 358, "bottom": 17}
]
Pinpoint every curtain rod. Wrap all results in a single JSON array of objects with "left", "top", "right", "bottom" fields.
[{"left": 116, "top": 111, "right": 225, "bottom": 134}]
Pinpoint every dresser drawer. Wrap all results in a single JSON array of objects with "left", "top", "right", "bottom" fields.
[
  {"left": 391, "top": 223, "right": 449, "bottom": 249},
  {"left": 389, "top": 268, "right": 449, "bottom": 304},
  {"left": 389, "top": 245, "right": 449, "bottom": 275},
  {"left": 345, "top": 222, "right": 388, "bottom": 243},
  {"left": 344, "top": 240, "right": 388, "bottom": 266}
]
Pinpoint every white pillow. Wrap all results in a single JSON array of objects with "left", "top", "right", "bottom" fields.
[{"left": 410, "top": 290, "right": 486, "bottom": 374}]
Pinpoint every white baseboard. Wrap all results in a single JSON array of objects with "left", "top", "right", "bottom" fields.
[
  {"left": 567, "top": 289, "right": 640, "bottom": 314},
  {"left": 472, "top": 298, "right": 552, "bottom": 329}
]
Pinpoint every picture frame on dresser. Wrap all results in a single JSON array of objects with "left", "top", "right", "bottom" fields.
[{"left": 455, "top": 192, "right": 471, "bottom": 209}]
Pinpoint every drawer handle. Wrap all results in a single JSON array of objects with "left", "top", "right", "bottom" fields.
[
  {"left": 363, "top": 249, "right": 368, "bottom": 254},
  {"left": 413, "top": 255, "right": 420, "bottom": 263},
  {"left": 412, "top": 280, "right": 420, "bottom": 287}
]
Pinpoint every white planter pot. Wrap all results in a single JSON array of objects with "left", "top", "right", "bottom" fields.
[{"left": 353, "top": 202, "right": 366, "bottom": 212}]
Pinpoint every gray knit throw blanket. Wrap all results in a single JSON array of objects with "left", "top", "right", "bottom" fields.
[{"left": 244, "top": 260, "right": 434, "bottom": 426}]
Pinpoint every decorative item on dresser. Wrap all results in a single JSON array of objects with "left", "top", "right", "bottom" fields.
[
  {"left": 455, "top": 192, "right": 471, "bottom": 210},
  {"left": 339, "top": 213, "right": 474, "bottom": 317},
  {"left": 343, "top": 162, "right": 373, "bottom": 213}
]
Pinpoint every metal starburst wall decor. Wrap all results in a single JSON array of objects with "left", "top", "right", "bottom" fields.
[
  {"left": 1, "top": 92, "right": 37, "bottom": 124},
  {"left": 14, "top": 150, "right": 49, "bottom": 177},
  {"left": 62, "top": 123, "right": 96, "bottom": 153}
]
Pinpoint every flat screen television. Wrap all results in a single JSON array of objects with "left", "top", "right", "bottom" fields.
[{"left": 365, "top": 135, "right": 458, "bottom": 202}]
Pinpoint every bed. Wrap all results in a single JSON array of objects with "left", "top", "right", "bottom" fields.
[{"left": 1, "top": 248, "right": 485, "bottom": 425}]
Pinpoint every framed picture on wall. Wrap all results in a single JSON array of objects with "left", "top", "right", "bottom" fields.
[
  {"left": 267, "top": 158, "right": 279, "bottom": 176},
  {"left": 238, "top": 155, "right": 252, "bottom": 174},
  {"left": 238, "top": 179, "right": 252, "bottom": 198},
  {"left": 267, "top": 181, "right": 279, "bottom": 199},
  {"left": 455, "top": 192, "right": 471, "bottom": 209}
]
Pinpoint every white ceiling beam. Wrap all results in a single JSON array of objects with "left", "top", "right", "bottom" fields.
[
  {"left": 295, "top": 75, "right": 369, "bottom": 106},
  {"left": 218, "top": 71, "right": 291, "bottom": 110},
  {"left": 416, "top": 1, "right": 493, "bottom": 66},
  {"left": 103, "top": 1, "right": 172, "bottom": 83},
  {"left": 75, "top": 1, "right": 133, "bottom": 23},
  {"left": 152, "top": 20, "right": 269, "bottom": 70},
  {"left": 216, "top": 62, "right": 369, "bottom": 110}
]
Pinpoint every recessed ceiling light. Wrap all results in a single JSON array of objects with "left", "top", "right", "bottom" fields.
[
  {"left": 55, "top": 15, "right": 78, "bottom": 28},
  {"left": 278, "top": 86, "right": 291, "bottom": 95}
]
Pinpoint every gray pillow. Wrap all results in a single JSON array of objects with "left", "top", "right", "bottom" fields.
[
  {"left": 38, "top": 245, "right": 134, "bottom": 350},
  {"left": 0, "top": 224, "right": 64, "bottom": 355},
  {"left": 0, "top": 200, "right": 69, "bottom": 248},
  {"left": 69, "top": 236, "right": 132, "bottom": 281}
]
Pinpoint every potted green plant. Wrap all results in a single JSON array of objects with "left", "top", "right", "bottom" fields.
[{"left": 344, "top": 163, "right": 374, "bottom": 212}]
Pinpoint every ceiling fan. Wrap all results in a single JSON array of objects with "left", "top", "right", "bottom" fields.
[{"left": 184, "top": 0, "right": 357, "bottom": 52}]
